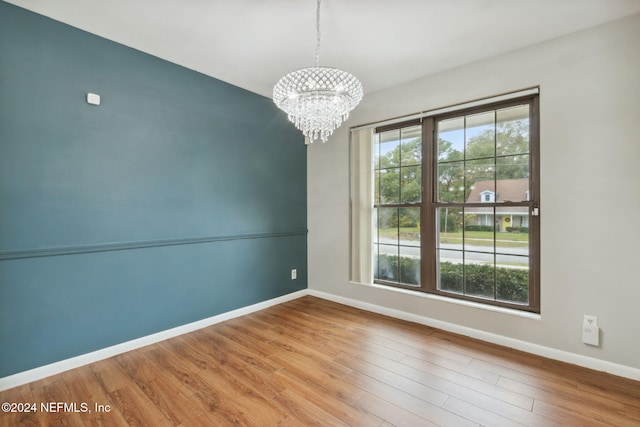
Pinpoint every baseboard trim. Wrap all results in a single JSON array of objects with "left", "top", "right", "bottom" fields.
[
  {"left": 3, "top": 287, "right": 638, "bottom": 391},
  {"left": 0, "top": 290, "right": 307, "bottom": 391},
  {"left": 308, "top": 289, "right": 640, "bottom": 381}
]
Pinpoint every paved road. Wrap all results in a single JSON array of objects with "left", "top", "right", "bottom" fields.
[{"left": 376, "top": 237, "right": 528, "bottom": 267}]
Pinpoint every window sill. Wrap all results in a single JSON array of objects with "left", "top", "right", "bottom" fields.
[{"left": 348, "top": 280, "right": 541, "bottom": 320}]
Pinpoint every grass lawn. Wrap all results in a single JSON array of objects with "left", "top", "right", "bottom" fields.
[{"left": 378, "top": 228, "right": 528, "bottom": 248}]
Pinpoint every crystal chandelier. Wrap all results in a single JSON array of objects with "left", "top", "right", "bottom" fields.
[{"left": 273, "top": 0, "right": 363, "bottom": 143}]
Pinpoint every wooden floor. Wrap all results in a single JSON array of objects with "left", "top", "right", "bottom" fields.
[{"left": 2, "top": 296, "right": 639, "bottom": 426}]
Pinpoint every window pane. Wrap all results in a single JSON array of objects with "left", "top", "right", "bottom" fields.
[
  {"left": 496, "top": 255, "right": 529, "bottom": 305},
  {"left": 377, "top": 246, "right": 398, "bottom": 282},
  {"left": 399, "top": 246, "right": 420, "bottom": 286},
  {"left": 464, "top": 259, "right": 495, "bottom": 299},
  {"left": 465, "top": 111, "right": 495, "bottom": 160},
  {"left": 378, "top": 207, "right": 398, "bottom": 245},
  {"left": 399, "top": 207, "right": 420, "bottom": 247},
  {"left": 464, "top": 208, "right": 494, "bottom": 256},
  {"left": 378, "top": 168, "right": 400, "bottom": 203},
  {"left": 464, "top": 209, "right": 494, "bottom": 253},
  {"left": 378, "top": 129, "right": 400, "bottom": 168},
  {"left": 438, "top": 117, "right": 464, "bottom": 161},
  {"left": 373, "top": 208, "right": 379, "bottom": 244},
  {"left": 374, "top": 134, "right": 380, "bottom": 169},
  {"left": 438, "top": 207, "right": 463, "bottom": 250},
  {"left": 496, "top": 105, "right": 529, "bottom": 157},
  {"left": 438, "top": 161, "right": 465, "bottom": 202},
  {"left": 438, "top": 250, "right": 463, "bottom": 293},
  {"left": 374, "top": 170, "right": 380, "bottom": 204},
  {"left": 401, "top": 125, "right": 422, "bottom": 166},
  {"left": 497, "top": 152, "right": 529, "bottom": 179},
  {"left": 496, "top": 206, "right": 529, "bottom": 255},
  {"left": 465, "top": 159, "right": 494, "bottom": 201},
  {"left": 401, "top": 165, "right": 421, "bottom": 203},
  {"left": 373, "top": 244, "right": 379, "bottom": 278}
]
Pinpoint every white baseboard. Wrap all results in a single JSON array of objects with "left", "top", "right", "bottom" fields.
[
  {"left": 308, "top": 289, "right": 640, "bottom": 381},
  {"left": 3, "top": 287, "right": 638, "bottom": 391},
  {"left": 0, "top": 290, "right": 307, "bottom": 392}
]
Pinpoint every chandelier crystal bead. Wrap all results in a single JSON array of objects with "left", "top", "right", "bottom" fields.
[
  {"left": 273, "top": 66, "right": 363, "bottom": 143},
  {"left": 273, "top": 0, "right": 363, "bottom": 143}
]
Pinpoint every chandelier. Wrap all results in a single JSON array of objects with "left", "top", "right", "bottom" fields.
[{"left": 273, "top": 0, "right": 363, "bottom": 143}]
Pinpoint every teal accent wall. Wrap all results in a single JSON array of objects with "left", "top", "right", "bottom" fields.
[{"left": 0, "top": 2, "right": 307, "bottom": 377}]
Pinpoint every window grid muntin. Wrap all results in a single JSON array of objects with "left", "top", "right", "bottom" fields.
[
  {"left": 372, "top": 96, "right": 539, "bottom": 312},
  {"left": 373, "top": 124, "right": 422, "bottom": 287}
]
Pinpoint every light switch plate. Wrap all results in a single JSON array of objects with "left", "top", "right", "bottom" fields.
[{"left": 87, "top": 93, "right": 101, "bottom": 105}]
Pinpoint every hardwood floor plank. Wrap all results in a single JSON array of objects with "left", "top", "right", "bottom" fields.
[
  {"left": 268, "top": 347, "right": 354, "bottom": 389},
  {"left": 402, "top": 353, "right": 500, "bottom": 385},
  {"left": 108, "top": 385, "right": 173, "bottom": 427},
  {"left": 139, "top": 340, "right": 211, "bottom": 396},
  {"left": 210, "top": 321, "right": 279, "bottom": 358},
  {"left": 360, "top": 330, "right": 475, "bottom": 366},
  {"left": 345, "top": 370, "right": 475, "bottom": 426},
  {"left": 532, "top": 399, "right": 615, "bottom": 427},
  {"left": 468, "top": 356, "right": 578, "bottom": 388},
  {"left": 114, "top": 350, "right": 203, "bottom": 425},
  {"left": 164, "top": 335, "right": 290, "bottom": 425},
  {"left": 29, "top": 377, "right": 86, "bottom": 427},
  {"left": 173, "top": 333, "right": 286, "bottom": 399},
  {"left": 442, "top": 396, "right": 525, "bottom": 427},
  {"left": 430, "top": 330, "right": 545, "bottom": 372},
  {"left": 194, "top": 327, "right": 282, "bottom": 375},
  {"left": 337, "top": 355, "right": 449, "bottom": 407},
  {"left": 288, "top": 298, "right": 439, "bottom": 345},
  {"left": 258, "top": 305, "right": 410, "bottom": 362},
  {"left": 62, "top": 365, "right": 130, "bottom": 427},
  {"left": 576, "top": 373, "right": 640, "bottom": 408},
  {"left": 0, "top": 384, "right": 39, "bottom": 427},
  {"left": 191, "top": 383, "right": 288, "bottom": 427},
  {"left": 271, "top": 369, "right": 382, "bottom": 426},
  {"left": 2, "top": 296, "right": 638, "bottom": 427},
  {"left": 354, "top": 391, "right": 441, "bottom": 427},
  {"left": 90, "top": 357, "right": 137, "bottom": 393},
  {"left": 625, "top": 403, "right": 640, "bottom": 421},
  {"left": 498, "top": 375, "right": 632, "bottom": 425},
  {"left": 272, "top": 388, "right": 349, "bottom": 427},
  {"left": 337, "top": 348, "right": 534, "bottom": 410}
]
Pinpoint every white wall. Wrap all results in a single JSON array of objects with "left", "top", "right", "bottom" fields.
[{"left": 308, "top": 14, "right": 640, "bottom": 375}]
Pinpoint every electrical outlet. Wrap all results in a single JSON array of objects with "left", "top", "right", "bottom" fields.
[
  {"left": 291, "top": 269, "right": 297, "bottom": 280},
  {"left": 584, "top": 315, "right": 597, "bottom": 326}
]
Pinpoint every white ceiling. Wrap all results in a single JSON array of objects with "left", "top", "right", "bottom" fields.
[{"left": 6, "top": 0, "right": 640, "bottom": 98}]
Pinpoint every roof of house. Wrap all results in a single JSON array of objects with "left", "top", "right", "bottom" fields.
[
  {"left": 467, "top": 178, "right": 529, "bottom": 203},
  {"left": 466, "top": 178, "right": 529, "bottom": 214}
]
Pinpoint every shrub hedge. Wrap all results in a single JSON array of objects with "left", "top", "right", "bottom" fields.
[
  {"left": 506, "top": 226, "right": 529, "bottom": 233},
  {"left": 375, "top": 255, "right": 528, "bottom": 303},
  {"left": 464, "top": 225, "right": 493, "bottom": 232}
]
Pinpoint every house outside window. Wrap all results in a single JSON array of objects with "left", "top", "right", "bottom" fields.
[{"left": 371, "top": 93, "right": 540, "bottom": 312}]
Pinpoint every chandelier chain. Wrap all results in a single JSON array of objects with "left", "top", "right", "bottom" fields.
[
  {"left": 273, "top": 0, "right": 362, "bottom": 143},
  {"left": 315, "top": 0, "right": 321, "bottom": 66}
]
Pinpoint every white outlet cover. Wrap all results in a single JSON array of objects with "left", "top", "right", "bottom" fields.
[{"left": 582, "top": 324, "right": 600, "bottom": 346}]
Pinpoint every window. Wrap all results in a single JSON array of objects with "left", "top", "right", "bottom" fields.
[
  {"left": 373, "top": 124, "right": 422, "bottom": 286},
  {"left": 371, "top": 94, "right": 539, "bottom": 312}
]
